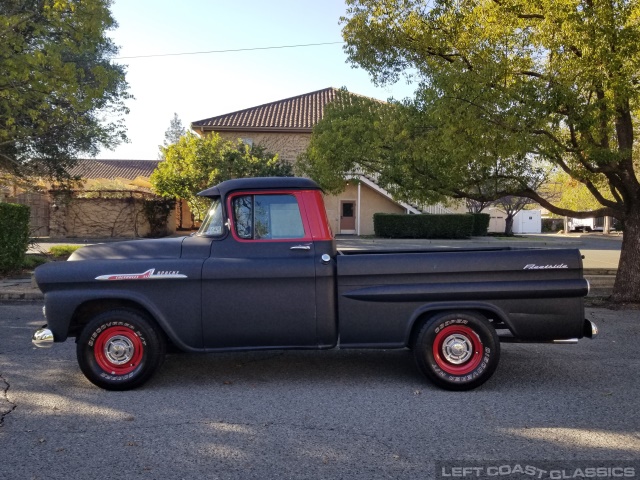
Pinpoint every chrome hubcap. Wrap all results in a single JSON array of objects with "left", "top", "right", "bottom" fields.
[
  {"left": 104, "top": 335, "right": 135, "bottom": 365},
  {"left": 441, "top": 334, "right": 473, "bottom": 364}
]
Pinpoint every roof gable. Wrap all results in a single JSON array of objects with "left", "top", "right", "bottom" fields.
[{"left": 192, "top": 87, "right": 344, "bottom": 133}]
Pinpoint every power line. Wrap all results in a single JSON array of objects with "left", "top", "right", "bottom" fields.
[{"left": 113, "top": 41, "right": 345, "bottom": 60}]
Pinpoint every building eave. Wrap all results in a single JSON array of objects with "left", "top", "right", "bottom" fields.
[{"left": 193, "top": 125, "right": 314, "bottom": 135}]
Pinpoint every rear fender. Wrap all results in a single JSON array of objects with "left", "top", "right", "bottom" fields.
[{"left": 405, "top": 301, "right": 512, "bottom": 347}]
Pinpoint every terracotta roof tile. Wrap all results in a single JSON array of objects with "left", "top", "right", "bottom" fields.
[
  {"left": 68, "top": 159, "right": 160, "bottom": 180},
  {"left": 192, "top": 87, "right": 343, "bottom": 132}
]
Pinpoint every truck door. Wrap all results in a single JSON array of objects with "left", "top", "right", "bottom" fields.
[{"left": 201, "top": 192, "right": 317, "bottom": 349}]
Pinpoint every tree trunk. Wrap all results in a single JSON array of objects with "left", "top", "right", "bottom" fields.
[
  {"left": 504, "top": 215, "right": 514, "bottom": 236},
  {"left": 611, "top": 210, "right": 640, "bottom": 303}
]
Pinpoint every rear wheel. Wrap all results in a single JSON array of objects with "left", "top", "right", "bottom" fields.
[
  {"left": 413, "top": 311, "right": 500, "bottom": 391},
  {"left": 76, "top": 309, "right": 165, "bottom": 391}
]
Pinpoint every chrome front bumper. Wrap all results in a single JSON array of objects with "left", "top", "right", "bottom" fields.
[
  {"left": 32, "top": 326, "right": 54, "bottom": 348},
  {"left": 584, "top": 319, "right": 598, "bottom": 339}
]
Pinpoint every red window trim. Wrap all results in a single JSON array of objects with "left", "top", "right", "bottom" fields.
[{"left": 226, "top": 190, "right": 314, "bottom": 243}]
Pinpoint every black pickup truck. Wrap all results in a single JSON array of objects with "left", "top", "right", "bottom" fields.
[{"left": 33, "top": 177, "right": 597, "bottom": 391}]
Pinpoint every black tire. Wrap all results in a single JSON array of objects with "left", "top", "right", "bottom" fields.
[
  {"left": 413, "top": 311, "right": 500, "bottom": 391},
  {"left": 76, "top": 309, "right": 166, "bottom": 391}
]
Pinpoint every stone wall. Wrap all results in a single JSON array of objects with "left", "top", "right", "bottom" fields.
[
  {"left": 6, "top": 192, "right": 50, "bottom": 236},
  {"left": 49, "top": 196, "right": 176, "bottom": 238},
  {"left": 217, "top": 131, "right": 312, "bottom": 164}
]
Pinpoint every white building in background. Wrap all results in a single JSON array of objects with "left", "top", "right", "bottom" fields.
[
  {"left": 487, "top": 208, "right": 542, "bottom": 234},
  {"left": 487, "top": 207, "right": 506, "bottom": 233},
  {"left": 512, "top": 209, "right": 542, "bottom": 234}
]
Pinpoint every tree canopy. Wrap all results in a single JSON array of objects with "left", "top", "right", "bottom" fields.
[
  {"left": 299, "top": 0, "right": 640, "bottom": 301},
  {"left": 151, "top": 132, "right": 293, "bottom": 220},
  {"left": 160, "top": 113, "right": 186, "bottom": 155},
  {"left": 298, "top": 90, "right": 547, "bottom": 207},
  {"left": 0, "top": 0, "right": 130, "bottom": 179}
]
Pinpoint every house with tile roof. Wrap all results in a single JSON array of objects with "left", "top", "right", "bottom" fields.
[
  {"left": 67, "top": 159, "right": 160, "bottom": 185},
  {"left": 192, "top": 87, "right": 440, "bottom": 235},
  {"left": 64, "top": 158, "right": 193, "bottom": 232},
  {"left": 2, "top": 158, "right": 180, "bottom": 238}
]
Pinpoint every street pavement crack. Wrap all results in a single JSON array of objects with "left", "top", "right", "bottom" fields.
[{"left": 0, "top": 373, "right": 17, "bottom": 427}]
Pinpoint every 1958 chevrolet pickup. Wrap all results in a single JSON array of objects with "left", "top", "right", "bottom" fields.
[{"left": 32, "top": 177, "right": 597, "bottom": 391}]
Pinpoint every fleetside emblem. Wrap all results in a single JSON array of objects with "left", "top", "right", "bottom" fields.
[
  {"left": 523, "top": 263, "right": 569, "bottom": 270},
  {"left": 95, "top": 268, "right": 188, "bottom": 281}
]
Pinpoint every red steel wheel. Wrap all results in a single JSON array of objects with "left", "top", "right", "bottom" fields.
[
  {"left": 413, "top": 311, "right": 500, "bottom": 391},
  {"left": 94, "top": 326, "right": 144, "bottom": 375},
  {"left": 432, "top": 324, "right": 484, "bottom": 376},
  {"left": 77, "top": 309, "right": 165, "bottom": 391}
]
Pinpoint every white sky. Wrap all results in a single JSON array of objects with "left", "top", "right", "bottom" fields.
[{"left": 97, "top": 0, "right": 417, "bottom": 160}]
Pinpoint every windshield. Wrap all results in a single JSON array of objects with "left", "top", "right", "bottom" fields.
[{"left": 197, "top": 198, "right": 224, "bottom": 236}]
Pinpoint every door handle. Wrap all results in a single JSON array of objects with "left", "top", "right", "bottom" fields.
[{"left": 290, "top": 245, "right": 311, "bottom": 251}]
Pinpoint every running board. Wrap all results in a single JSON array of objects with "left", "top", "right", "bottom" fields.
[{"left": 499, "top": 336, "right": 578, "bottom": 344}]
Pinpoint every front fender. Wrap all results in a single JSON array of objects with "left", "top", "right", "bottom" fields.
[{"left": 43, "top": 289, "right": 202, "bottom": 351}]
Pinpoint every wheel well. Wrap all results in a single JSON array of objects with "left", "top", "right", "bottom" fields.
[
  {"left": 70, "top": 299, "right": 161, "bottom": 340},
  {"left": 407, "top": 308, "right": 504, "bottom": 348}
]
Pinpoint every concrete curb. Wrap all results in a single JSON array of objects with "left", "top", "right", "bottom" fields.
[
  {"left": 0, "top": 290, "right": 43, "bottom": 301},
  {"left": 0, "top": 277, "right": 43, "bottom": 301}
]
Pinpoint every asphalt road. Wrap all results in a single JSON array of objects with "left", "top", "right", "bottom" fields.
[{"left": 1, "top": 303, "right": 639, "bottom": 479}]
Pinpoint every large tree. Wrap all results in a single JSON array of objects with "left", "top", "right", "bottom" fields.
[
  {"left": 0, "top": 0, "right": 130, "bottom": 179},
  {"left": 151, "top": 132, "right": 293, "bottom": 220},
  {"left": 300, "top": 0, "right": 640, "bottom": 302},
  {"left": 159, "top": 113, "right": 186, "bottom": 156}
]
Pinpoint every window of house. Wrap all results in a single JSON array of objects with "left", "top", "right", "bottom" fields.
[{"left": 232, "top": 194, "right": 305, "bottom": 240}]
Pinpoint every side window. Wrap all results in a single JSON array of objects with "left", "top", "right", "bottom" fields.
[
  {"left": 197, "top": 198, "right": 224, "bottom": 237},
  {"left": 232, "top": 194, "right": 305, "bottom": 240}
]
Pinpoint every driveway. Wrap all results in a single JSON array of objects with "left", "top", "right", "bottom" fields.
[{"left": 1, "top": 303, "right": 638, "bottom": 479}]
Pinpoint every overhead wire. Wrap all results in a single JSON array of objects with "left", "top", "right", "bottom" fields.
[{"left": 112, "top": 41, "right": 345, "bottom": 60}]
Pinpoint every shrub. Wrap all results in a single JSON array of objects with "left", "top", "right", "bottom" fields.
[
  {"left": 49, "top": 245, "right": 83, "bottom": 258},
  {"left": 0, "top": 203, "right": 30, "bottom": 273},
  {"left": 373, "top": 213, "right": 474, "bottom": 239},
  {"left": 142, "top": 198, "right": 175, "bottom": 237},
  {"left": 469, "top": 213, "right": 490, "bottom": 236},
  {"left": 542, "top": 218, "right": 564, "bottom": 232},
  {"left": 613, "top": 219, "right": 624, "bottom": 231},
  {"left": 23, "top": 254, "right": 49, "bottom": 269}
]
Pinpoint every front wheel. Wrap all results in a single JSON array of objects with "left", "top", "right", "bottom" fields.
[
  {"left": 413, "top": 311, "right": 500, "bottom": 391},
  {"left": 76, "top": 309, "right": 166, "bottom": 391}
]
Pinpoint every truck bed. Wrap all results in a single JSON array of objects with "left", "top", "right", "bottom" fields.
[{"left": 335, "top": 247, "right": 587, "bottom": 346}]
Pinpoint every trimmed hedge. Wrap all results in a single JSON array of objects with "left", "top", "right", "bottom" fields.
[
  {"left": 0, "top": 203, "right": 30, "bottom": 273},
  {"left": 374, "top": 213, "right": 474, "bottom": 239},
  {"left": 469, "top": 213, "right": 490, "bottom": 236}
]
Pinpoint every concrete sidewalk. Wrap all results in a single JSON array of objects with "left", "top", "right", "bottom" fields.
[{"left": 1, "top": 233, "right": 621, "bottom": 301}]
